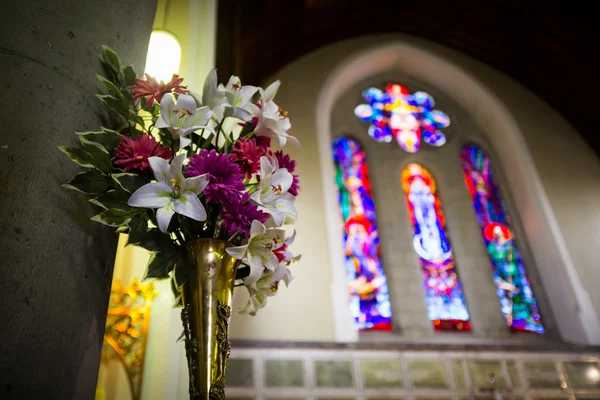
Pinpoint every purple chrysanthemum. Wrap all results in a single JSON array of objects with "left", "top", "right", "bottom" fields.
[
  {"left": 221, "top": 193, "right": 269, "bottom": 238},
  {"left": 186, "top": 149, "right": 245, "bottom": 204},
  {"left": 272, "top": 150, "right": 300, "bottom": 196}
]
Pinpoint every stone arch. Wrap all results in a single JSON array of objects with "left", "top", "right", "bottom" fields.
[{"left": 315, "top": 40, "right": 600, "bottom": 345}]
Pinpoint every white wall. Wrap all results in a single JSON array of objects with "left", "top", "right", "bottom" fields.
[{"left": 229, "top": 34, "right": 600, "bottom": 345}]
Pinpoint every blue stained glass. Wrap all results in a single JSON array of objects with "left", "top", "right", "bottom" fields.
[
  {"left": 402, "top": 163, "right": 471, "bottom": 331},
  {"left": 354, "top": 83, "right": 451, "bottom": 153},
  {"left": 332, "top": 136, "right": 392, "bottom": 331},
  {"left": 460, "top": 144, "right": 544, "bottom": 334}
]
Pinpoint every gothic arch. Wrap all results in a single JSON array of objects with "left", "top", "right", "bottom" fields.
[{"left": 316, "top": 40, "right": 600, "bottom": 345}]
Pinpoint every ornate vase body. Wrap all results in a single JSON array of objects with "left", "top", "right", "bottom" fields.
[{"left": 180, "top": 239, "right": 240, "bottom": 400}]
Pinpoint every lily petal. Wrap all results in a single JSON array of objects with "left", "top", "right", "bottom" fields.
[
  {"left": 264, "top": 80, "right": 281, "bottom": 102},
  {"left": 148, "top": 157, "right": 170, "bottom": 182},
  {"left": 226, "top": 244, "right": 248, "bottom": 260},
  {"left": 249, "top": 220, "right": 267, "bottom": 238},
  {"left": 271, "top": 169, "right": 293, "bottom": 193},
  {"left": 173, "top": 192, "right": 207, "bottom": 222},
  {"left": 202, "top": 69, "right": 218, "bottom": 108},
  {"left": 259, "top": 156, "right": 274, "bottom": 180},
  {"left": 179, "top": 135, "right": 192, "bottom": 149},
  {"left": 128, "top": 182, "right": 171, "bottom": 208},
  {"left": 192, "top": 106, "right": 212, "bottom": 125},
  {"left": 157, "top": 202, "right": 175, "bottom": 232},
  {"left": 155, "top": 115, "right": 168, "bottom": 128},
  {"left": 160, "top": 93, "right": 176, "bottom": 124},
  {"left": 176, "top": 94, "right": 197, "bottom": 114},
  {"left": 186, "top": 174, "right": 209, "bottom": 195},
  {"left": 169, "top": 154, "right": 186, "bottom": 184}
]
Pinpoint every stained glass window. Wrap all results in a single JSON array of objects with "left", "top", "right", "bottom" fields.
[
  {"left": 401, "top": 163, "right": 471, "bottom": 331},
  {"left": 460, "top": 144, "right": 544, "bottom": 334},
  {"left": 354, "top": 83, "right": 451, "bottom": 153},
  {"left": 332, "top": 136, "right": 392, "bottom": 331}
]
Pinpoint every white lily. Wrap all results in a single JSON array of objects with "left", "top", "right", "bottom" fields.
[
  {"left": 250, "top": 156, "right": 297, "bottom": 227},
  {"left": 264, "top": 80, "right": 281, "bottom": 102},
  {"left": 127, "top": 154, "right": 208, "bottom": 232},
  {"left": 254, "top": 100, "right": 298, "bottom": 147},
  {"left": 201, "top": 69, "right": 229, "bottom": 123},
  {"left": 239, "top": 261, "right": 291, "bottom": 315},
  {"left": 244, "top": 80, "right": 281, "bottom": 117},
  {"left": 219, "top": 75, "right": 257, "bottom": 110},
  {"left": 155, "top": 94, "right": 213, "bottom": 149},
  {"left": 226, "top": 220, "right": 286, "bottom": 286}
]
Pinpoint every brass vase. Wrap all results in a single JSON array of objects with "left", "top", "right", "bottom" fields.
[{"left": 180, "top": 239, "right": 240, "bottom": 400}]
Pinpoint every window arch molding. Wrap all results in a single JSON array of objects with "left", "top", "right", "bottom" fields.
[{"left": 315, "top": 40, "right": 600, "bottom": 344}]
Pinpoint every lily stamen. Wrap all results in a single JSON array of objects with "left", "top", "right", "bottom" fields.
[
  {"left": 170, "top": 178, "right": 182, "bottom": 197},
  {"left": 271, "top": 184, "right": 282, "bottom": 195}
]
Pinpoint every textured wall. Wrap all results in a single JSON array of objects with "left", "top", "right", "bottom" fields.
[{"left": 0, "top": 1, "right": 156, "bottom": 399}]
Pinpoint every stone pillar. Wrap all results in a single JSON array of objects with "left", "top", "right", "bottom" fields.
[{"left": 0, "top": 1, "right": 156, "bottom": 399}]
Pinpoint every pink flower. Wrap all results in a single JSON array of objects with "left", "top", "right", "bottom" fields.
[
  {"left": 131, "top": 73, "right": 189, "bottom": 107},
  {"left": 114, "top": 134, "right": 173, "bottom": 172},
  {"left": 230, "top": 138, "right": 267, "bottom": 178},
  {"left": 272, "top": 150, "right": 300, "bottom": 196},
  {"left": 255, "top": 135, "right": 271, "bottom": 150}
]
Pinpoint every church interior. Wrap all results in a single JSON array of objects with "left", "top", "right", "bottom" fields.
[{"left": 1, "top": 1, "right": 600, "bottom": 399}]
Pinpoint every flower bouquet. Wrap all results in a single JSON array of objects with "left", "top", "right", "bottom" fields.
[{"left": 60, "top": 46, "right": 300, "bottom": 399}]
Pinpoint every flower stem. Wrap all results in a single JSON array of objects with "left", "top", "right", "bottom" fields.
[{"left": 174, "top": 230, "right": 185, "bottom": 246}]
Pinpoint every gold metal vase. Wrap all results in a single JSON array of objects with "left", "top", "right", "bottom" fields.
[{"left": 180, "top": 239, "right": 240, "bottom": 400}]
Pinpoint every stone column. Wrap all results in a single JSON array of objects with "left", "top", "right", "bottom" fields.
[{"left": 0, "top": 1, "right": 156, "bottom": 399}]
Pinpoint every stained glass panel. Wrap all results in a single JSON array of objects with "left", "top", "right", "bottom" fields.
[
  {"left": 401, "top": 163, "right": 470, "bottom": 331},
  {"left": 459, "top": 144, "right": 544, "bottom": 334},
  {"left": 332, "top": 136, "right": 392, "bottom": 331},
  {"left": 354, "top": 83, "right": 450, "bottom": 153}
]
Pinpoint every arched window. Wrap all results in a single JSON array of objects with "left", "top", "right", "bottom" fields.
[
  {"left": 331, "top": 136, "right": 392, "bottom": 331},
  {"left": 460, "top": 144, "right": 545, "bottom": 334},
  {"left": 402, "top": 163, "right": 471, "bottom": 331}
]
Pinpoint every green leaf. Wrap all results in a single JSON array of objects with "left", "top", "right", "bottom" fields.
[
  {"left": 79, "top": 136, "right": 108, "bottom": 154},
  {"left": 127, "top": 110, "right": 145, "bottom": 127},
  {"left": 89, "top": 189, "right": 131, "bottom": 210},
  {"left": 101, "top": 45, "right": 122, "bottom": 73},
  {"left": 200, "top": 133, "right": 215, "bottom": 149},
  {"left": 144, "top": 248, "right": 181, "bottom": 280},
  {"left": 122, "top": 65, "right": 137, "bottom": 86},
  {"left": 112, "top": 173, "right": 149, "bottom": 194},
  {"left": 76, "top": 128, "right": 121, "bottom": 153},
  {"left": 116, "top": 225, "right": 129, "bottom": 233},
  {"left": 132, "top": 228, "right": 176, "bottom": 252},
  {"left": 174, "top": 252, "right": 192, "bottom": 288},
  {"left": 100, "top": 60, "right": 119, "bottom": 83},
  {"left": 96, "top": 94, "right": 127, "bottom": 117},
  {"left": 62, "top": 170, "right": 108, "bottom": 194},
  {"left": 170, "top": 278, "right": 183, "bottom": 308},
  {"left": 96, "top": 74, "right": 123, "bottom": 98},
  {"left": 81, "top": 141, "right": 112, "bottom": 174},
  {"left": 58, "top": 146, "right": 94, "bottom": 168},
  {"left": 126, "top": 214, "right": 149, "bottom": 246},
  {"left": 91, "top": 208, "right": 132, "bottom": 227}
]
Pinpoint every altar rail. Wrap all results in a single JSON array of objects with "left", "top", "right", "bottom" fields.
[{"left": 224, "top": 343, "right": 600, "bottom": 400}]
